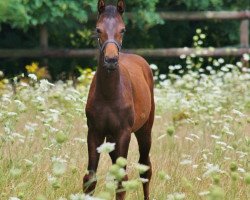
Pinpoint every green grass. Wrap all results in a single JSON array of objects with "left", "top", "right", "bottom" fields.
[{"left": 0, "top": 62, "right": 249, "bottom": 200}]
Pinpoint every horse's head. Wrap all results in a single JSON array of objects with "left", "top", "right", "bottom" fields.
[{"left": 96, "top": 0, "right": 126, "bottom": 71}]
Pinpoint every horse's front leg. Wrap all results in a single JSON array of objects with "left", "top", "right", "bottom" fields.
[
  {"left": 83, "top": 129, "right": 105, "bottom": 194},
  {"left": 114, "top": 130, "right": 131, "bottom": 200}
]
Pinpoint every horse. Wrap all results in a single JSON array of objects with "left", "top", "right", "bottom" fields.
[{"left": 83, "top": 0, "right": 155, "bottom": 199}]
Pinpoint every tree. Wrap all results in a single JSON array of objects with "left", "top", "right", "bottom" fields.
[
  {"left": 0, "top": 0, "right": 162, "bottom": 29},
  {"left": 157, "top": 0, "right": 249, "bottom": 11},
  {"left": 0, "top": 0, "right": 28, "bottom": 28},
  {"left": 0, "top": 0, "right": 95, "bottom": 28}
]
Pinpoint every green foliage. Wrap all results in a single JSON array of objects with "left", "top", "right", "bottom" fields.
[
  {"left": 183, "top": 0, "right": 222, "bottom": 10},
  {"left": 0, "top": 0, "right": 249, "bottom": 31},
  {"left": 157, "top": 0, "right": 249, "bottom": 11},
  {"left": 126, "top": 0, "right": 163, "bottom": 28},
  {"left": 0, "top": 0, "right": 162, "bottom": 29},
  {"left": 0, "top": 0, "right": 96, "bottom": 28},
  {"left": 0, "top": 0, "right": 28, "bottom": 28}
]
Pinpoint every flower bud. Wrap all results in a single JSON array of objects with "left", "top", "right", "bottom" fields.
[{"left": 116, "top": 157, "right": 127, "bottom": 168}]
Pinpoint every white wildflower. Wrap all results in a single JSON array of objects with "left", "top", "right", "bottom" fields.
[
  {"left": 180, "top": 159, "right": 192, "bottom": 165},
  {"left": 155, "top": 115, "right": 162, "bottom": 119},
  {"left": 24, "top": 159, "right": 34, "bottom": 167},
  {"left": 51, "top": 157, "right": 67, "bottom": 163},
  {"left": 218, "top": 58, "right": 224, "bottom": 64},
  {"left": 180, "top": 54, "right": 186, "bottom": 59},
  {"left": 159, "top": 74, "right": 167, "bottom": 80},
  {"left": 203, "top": 163, "right": 223, "bottom": 177},
  {"left": 196, "top": 28, "right": 202, "bottom": 34},
  {"left": 157, "top": 134, "right": 167, "bottom": 140},
  {"left": 47, "top": 174, "right": 57, "bottom": 184},
  {"left": 222, "top": 125, "right": 234, "bottom": 136},
  {"left": 200, "top": 34, "right": 206, "bottom": 39},
  {"left": 226, "top": 145, "right": 234, "bottom": 150},
  {"left": 0, "top": 70, "right": 4, "bottom": 77},
  {"left": 2, "top": 94, "right": 11, "bottom": 103},
  {"left": 197, "top": 40, "right": 203, "bottom": 45},
  {"left": 14, "top": 100, "right": 26, "bottom": 111},
  {"left": 97, "top": 142, "right": 115, "bottom": 153},
  {"left": 221, "top": 147, "right": 226, "bottom": 151},
  {"left": 74, "top": 138, "right": 86, "bottom": 143},
  {"left": 35, "top": 96, "right": 45, "bottom": 104},
  {"left": 216, "top": 141, "right": 227, "bottom": 146},
  {"left": 232, "top": 109, "right": 245, "bottom": 117},
  {"left": 213, "top": 60, "right": 220, "bottom": 67},
  {"left": 243, "top": 54, "right": 250, "bottom": 61},
  {"left": 169, "top": 65, "right": 175, "bottom": 70},
  {"left": 150, "top": 64, "right": 158, "bottom": 70},
  {"left": 85, "top": 196, "right": 103, "bottom": 200},
  {"left": 221, "top": 66, "right": 229, "bottom": 72},
  {"left": 236, "top": 62, "right": 243, "bottom": 68},
  {"left": 58, "top": 198, "right": 67, "bottom": 200},
  {"left": 136, "top": 163, "right": 150, "bottom": 174},
  {"left": 70, "top": 194, "right": 85, "bottom": 200},
  {"left": 39, "top": 79, "right": 54, "bottom": 92},
  {"left": 49, "top": 109, "right": 60, "bottom": 122},
  {"left": 190, "top": 134, "right": 200, "bottom": 139},
  {"left": 9, "top": 197, "right": 21, "bottom": 200},
  {"left": 139, "top": 178, "right": 149, "bottom": 183},
  {"left": 193, "top": 165, "right": 199, "bottom": 169},
  {"left": 238, "top": 167, "right": 246, "bottom": 173},
  {"left": 198, "top": 191, "right": 210, "bottom": 196},
  {"left": 158, "top": 171, "right": 171, "bottom": 181},
  {"left": 7, "top": 112, "right": 17, "bottom": 117},
  {"left": 211, "top": 135, "right": 221, "bottom": 139},
  {"left": 25, "top": 123, "right": 38, "bottom": 133},
  {"left": 52, "top": 161, "right": 67, "bottom": 176},
  {"left": 174, "top": 65, "right": 182, "bottom": 70},
  {"left": 166, "top": 192, "right": 186, "bottom": 200},
  {"left": 185, "top": 137, "right": 194, "bottom": 142},
  {"left": 11, "top": 132, "right": 25, "bottom": 142},
  {"left": 236, "top": 151, "right": 247, "bottom": 158},
  {"left": 206, "top": 66, "right": 213, "bottom": 71},
  {"left": 28, "top": 74, "right": 37, "bottom": 81}
]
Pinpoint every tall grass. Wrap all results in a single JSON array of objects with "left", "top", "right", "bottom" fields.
[{"left": 0, "top": 58, "right": 249, "bottom": 200}]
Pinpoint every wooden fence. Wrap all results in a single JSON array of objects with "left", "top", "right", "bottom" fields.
[{"left": 0, "top": 11, "right": 249, "bottom": 58}]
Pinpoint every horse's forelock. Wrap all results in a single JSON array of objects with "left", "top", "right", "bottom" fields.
[{"left": 102, "top": 5, "right": 119, "bottom": 18}]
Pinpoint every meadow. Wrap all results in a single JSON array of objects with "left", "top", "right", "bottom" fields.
[{"left": 0, "top": 55, "right": 249, "bottom": 200}]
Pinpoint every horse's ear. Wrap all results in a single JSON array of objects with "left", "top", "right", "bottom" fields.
[
  {"left": 98, "top": 0, "right": 105, "bottom": 14},
  {"left": 117, "top": 0, "right": 125, "bottom": 15}
]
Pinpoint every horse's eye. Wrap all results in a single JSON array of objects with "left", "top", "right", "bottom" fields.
[
  {"left": 121, "top": 28, "right": 126, "bottom": 34},
  {"left": 96, "top": 28, "right": 101, "bottom": 34}
]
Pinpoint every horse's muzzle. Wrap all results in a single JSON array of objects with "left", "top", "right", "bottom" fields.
[{"left": 104, "top": 56, "right": 118, "bottom": 71}]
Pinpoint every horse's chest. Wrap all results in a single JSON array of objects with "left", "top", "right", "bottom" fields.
[{"left": 86, "top": 103, "right": 134, "bottom": 132}]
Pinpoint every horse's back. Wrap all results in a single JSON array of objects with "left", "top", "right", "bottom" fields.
[{"left": 119, "top": 53, "right": 154, "bottom": 132}]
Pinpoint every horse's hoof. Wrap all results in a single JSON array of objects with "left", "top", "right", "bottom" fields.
[{"left": 83, "top": 174, "right": 97, "bottom": 194}]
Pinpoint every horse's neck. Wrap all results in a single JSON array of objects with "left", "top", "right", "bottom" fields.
[{"left": 96, "top": 55, "right": 121, "bottom": 100}]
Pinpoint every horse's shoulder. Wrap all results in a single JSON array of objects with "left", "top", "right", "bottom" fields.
[{"left": 120, "top": 53, "right": 153, "bottom": 81}]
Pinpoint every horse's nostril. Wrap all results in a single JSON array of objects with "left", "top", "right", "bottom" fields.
[{"left": 105, "top": 56, "right": 118, "bottom": 64}]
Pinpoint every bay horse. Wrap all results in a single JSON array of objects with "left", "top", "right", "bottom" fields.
[{"left": 83, "top": 0, "right": 155, "bottom": 199}]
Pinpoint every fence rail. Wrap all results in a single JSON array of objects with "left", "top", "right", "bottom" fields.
[
  {"left": 127, "top": 11, "right": 250, "bottom": 20},
  {"left": 0, "top": 48, "right": 249, "bottom": 58},
  {"left": 0, "top": 11, "right": 249, "bottom": 58}
]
